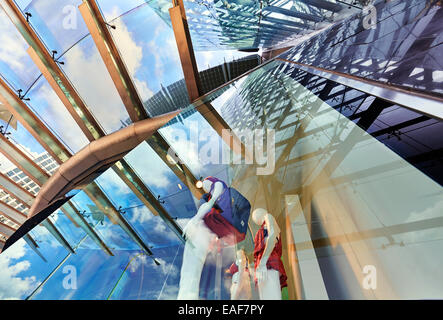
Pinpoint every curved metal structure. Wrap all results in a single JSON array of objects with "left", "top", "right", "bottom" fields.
[{"left": 2, "top": 110, "right": 180, "bottom": 252}]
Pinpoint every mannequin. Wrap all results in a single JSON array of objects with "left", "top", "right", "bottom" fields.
[
  {"left": 229, "top": 249, "right": 252, "bottom": 300},
  {"left": 177, "top": 177, "right": 235, "bottom": 300},
  {"left": 252, "top": 208, "right": 287, "bottom": 300}
]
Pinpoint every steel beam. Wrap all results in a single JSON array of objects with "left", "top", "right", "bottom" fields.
[
  {"left": 0, "top": 221, "right": 15, "bottom": 238},
  {"left": 0, "top": 200, "right": 27, "bottom": 225},
  {"left": 0, "top": 0, "right": 102, "bottom": 141},
  {"left": 0, "top": 76, "right": 71, "bottom": 164},
  {"left": 169, "top": 0, "right": 252, "bottom": 160},
  {"left": 0, "top": 134, "right": 111, "bottom": 254},
  {"left": 0, "top": 172, "right": 34, "bottom": 207},
  {"left": 79, "top": 0, "right": 202, "bottom": 200},
  {"left": 0, "top": 172, "right": 112, "bottom": 255},
  {"left": 300, "top": 0, "right": 343, "bottom": 12},
  {"left": 61, "top": 201, "right": 114, "bottom": 255},
  {"left": 83, "top": 183, "right": 155, "bottom": 254},
  {"left": 112, "top": 160, "right": 184, "bottom": 241},
  {"left": 23, "top": 234, "right": 47, "bottom": 262},
  {"left": 40, "top": 219, "right": 75, "bottom": 253},
  {"left": 169, "top": 0, "right": 202, "bottom": 101},
  {"left": 0, "top": 134, "right": 48, "bottom": 186},
  {"left": 263, "top": 5, "right": 323, "bottom": 23},
  {"left": 1, "top": 0, "right": 190, "bottom": 242},
  {"left": 0, "top": 89, "right": 142, "bottom": 255}
]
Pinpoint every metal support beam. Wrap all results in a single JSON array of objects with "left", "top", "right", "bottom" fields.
[
  {"left": 263, "top": 5, "right": 323, "bottom": 23},
  {"left": 0, "top": 200, "right": 27, "bottom": 225},
  {"left": 0, "top": 0, "right": 191, "bottom": 245},
  {"left": 23, "top": 234, "right": 47, "bottom": 262},
  {"left": 40, "top": 219, "right": 75, "bottom": 254},
  {"left": 0, "top": 77, "right": 71, "bottom": 164},
  {"left": 61, "top": 201, "right": 114, "bottom": 256},
  {"left": 0, "top": 133, "right": 109, "bottom": 254},
  {"left": 0, "top": 171, "right": 34, "bottom": 207},
  {"left": 169, "top": 0, "right": 252, "bottom": 161},
  {"left": 300, "top": 0, "right": 343, "bottom": 12},
  {"left": 83, "top": 183, "right": 154, "bottom": 254},
  {"left": 79, "top": 0, "right": 202, "bottom": 200},
  {"left": 112, "top": 160, "right": 184, "bottom": 241},
  {"left": 0, "top": 0, "right": 102, "bottom": 141},
  {"left": 0, "top": 134, "right": 48, "bottom": 186},
  {"left": 0, "top": 133, "right": 110, "bottom": 254},
  {"left": 169, "top": 1, "right": 202, "bottom": 101},
  {"left": 0, "top": 221, "right": 15, "bottom": 238}
]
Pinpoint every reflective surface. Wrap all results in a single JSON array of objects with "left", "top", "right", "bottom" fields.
[
  {"left": 281, "top": 0, "right": 443, "bottom": 94},
  {"left": 0, "top": 0, "right": 441, "bottom": 301}
]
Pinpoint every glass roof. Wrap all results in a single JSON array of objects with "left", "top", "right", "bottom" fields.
[{"left": 0, "top": 0, "right": 441, "bottom": 301}]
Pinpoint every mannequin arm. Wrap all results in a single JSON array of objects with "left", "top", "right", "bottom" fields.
[
  {"left": 258, "top": 214, "right": 279, "bottom": 268},
  {"left": 183, "top": 181, "right": 225, "bottom": 238},
  {"left": 207, "top": 181, "right": 224, "bottom": 207}
]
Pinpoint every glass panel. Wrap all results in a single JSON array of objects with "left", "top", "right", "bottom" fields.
[
  {"left": 281, "top": 0, "right": 443, "bottom": 94},
  {"left": 106, "top": 2, "right": 186, "bottom": 100},
  {"left": 59, "top": 35, "right": 130, "bottom": 134},
  {"left": 165, "top": 58, "right": 441, "bottom": 299},
  {"left": 23, "top": 0, "right": 89, "bottom": 58},
  {"left": 123, "top": 142, "right": 198, "bottom": 220},
  {"left": 96, "top": 0, "right": 147, "bottom": 21},
  {"left": 25, "top": 76, "right": 90, "bottom": 153},
  {"left": 0, "top": 7, "right": 41, "bottom": 92}
]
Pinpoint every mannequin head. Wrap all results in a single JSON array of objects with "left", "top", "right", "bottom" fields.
[
  {"left": 252, "top": 208, "right": 267, "bottom": 226},
  {"left": 202, "top": 179, "right": 213, "bottom": 193}
]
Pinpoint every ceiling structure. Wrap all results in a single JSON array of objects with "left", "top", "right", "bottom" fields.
[{"left": 0, "top": 0, "right": 440, "bottom": 300}]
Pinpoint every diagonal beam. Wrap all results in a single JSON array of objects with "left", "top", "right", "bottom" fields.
[
  {"left": 0, "top": 171, "right": 34, "bottom": 207},
  {"left": 0, "top": 170, "right": 113, "bottom": 255},
  {"left": 263, "top": 5, "right": 323, "bottom": 23},
  {"left": 0, "top": 76, "right": 71, "bottom": 164},
  {"left": 23, "top": 234, "right": 47, "bottom": 262},
  {"left": 277, "top": 58, "right": 443, "bottom": 121},
  {"left": 40, "top": 219, "right": 75, "bottom": 253},
  {"left": 169, "top": 0, "right": 252, "bottom": 161},
  {"left": 1, "top": 0, "right": 188, "bottom": 242},
  {"left": 0, "top": 200, "right": 27, "bottom": 225},
  {"left": 299, "top": 0, "right": 343, "bottom": 12},
  {"left": 78, "top": 0, "right": 202, "bottom": 199},
  {"left": 0, "top": 221, "right": 15, "bottom": 238},
  {"left": 0, "top": 136, "right": 74, "bottom": 252},
  {"left": 169, "top": 0, "right": 202, "bottom": 101},
  {"left": 0, "top": 133, "right": 113, "bottom": 254},
  {"left": 0, "top": 0, "right": 102, "bottom": 141}
]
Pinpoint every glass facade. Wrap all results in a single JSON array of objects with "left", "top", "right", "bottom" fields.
[{"left": 0, "top": 0, "right": 441, "bottom": 301}]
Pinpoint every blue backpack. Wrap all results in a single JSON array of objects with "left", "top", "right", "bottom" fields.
[{"left": 199, "top": 187, "right": 251, "bottom": 234}]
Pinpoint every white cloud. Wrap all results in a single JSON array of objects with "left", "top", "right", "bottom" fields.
[
  {"left": 0, "top": 239, "right": 39, "bottom": 300},
  {"left": 109, "top": 8, "right": 153, "bottom": 101},
  {"left": 402, "top": 199, "right": 443, "bottom": 243},
  {"left": 34, "top": 82, "right": 89, "bottom": 152},
  {"left": 62, "top": 43, "right": 129, "bottom": 133},
  {"left": 124, "top": 144, "right": 173, "bottom": 189},
  {"left": 129, "top": 206, "right": 177, "bottom": 242},
  {"left": 0, "top": 11, "right": 28, "bottom": 73}
]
